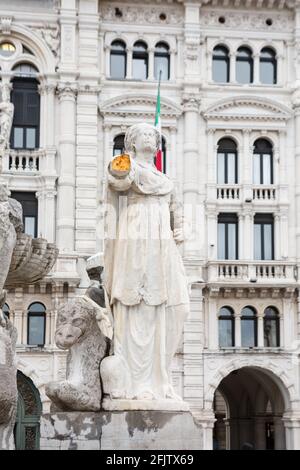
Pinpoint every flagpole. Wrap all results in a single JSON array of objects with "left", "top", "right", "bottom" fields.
[{"left": 155, "top": 70, "right": 162, "bottom": 172}]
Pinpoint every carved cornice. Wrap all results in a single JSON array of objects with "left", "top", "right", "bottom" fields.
[
  {"left": 203, "top": 96, "right": 291, "bottom": 122},
  {"left": 78, "top": 85, "right": 101, "bottom": 95},
  {"left": 100, "top": 3, "right": 184, "bottom": 25},
  {"left": 201, "top": 8, "right": 293, "bottom": 31},
  {"left": 100, "top": 94, "right": 182, "bottom": 119}
]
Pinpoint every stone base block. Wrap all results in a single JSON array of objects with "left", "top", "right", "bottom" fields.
[{"left": 40, "top": 411, "right": 203, "bottom": 450}]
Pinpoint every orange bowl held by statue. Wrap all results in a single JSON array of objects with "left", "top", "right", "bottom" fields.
[{"left": 111, "top": 154, "right": 131, "bottom": 172}]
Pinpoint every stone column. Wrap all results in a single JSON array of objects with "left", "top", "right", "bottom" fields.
[
  {"left": 126, "top": 47, "right": 133, "bottom": 79},
  {"left": 238, "top": 213, "right": 244, "bottom": 260},
  {"left": 253, "top": 53, "right": 260, "bottom": 85},
  {"left": 105, "top": 44, "right": 110, "bottom": 78},
  {"left": 168, "top": 126, "right": 177, "bottom": 180},
  {"left": 257, "top": 312, "right": 264, "bottom": 348},
  {"left": 242, "top": 129, "right": 252, "bottom": 201},
  {"left": 274, "top": 212, "right": 280, "bottom": 260},
  {"left": 14, "top": 311, "right": 23, "bottom": 345},
  {"left": 170, "top": 48, "right": 176, "bottom": 80},
  {"left": 243, "top": 211, "right": 253, "bottom": 260},
  {"left": 182, "top": 94, "right": 201, "bottom": 259},
  {"left": 229, "top": 52, "right": 236, "bottom": 83},
  {"left": 274, "top": 417, "right": 285, "bottom": 450},
  {"left": 148, "top": 47, "right": 154, "bottom": 80},
  {"left": 234, "top": 313, "right": 241, "bottom": 347},
  {"left": 208, "top": 295, "right": 218, "bottom": 349},
  {"left": 56, "top": 83, "right": 77, "bottom": 251},
  {"left": 254, "top": 416, "right": 266, "bottom": 449}
]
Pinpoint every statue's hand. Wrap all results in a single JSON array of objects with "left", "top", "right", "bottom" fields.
[
  {"left": 173, "top": 228, "right": 185, "bottom": 244},
  {"left": 109, "top": 154, "right": 131, "bottom": 178}
]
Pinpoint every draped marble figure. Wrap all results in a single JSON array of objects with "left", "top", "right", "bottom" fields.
[{"left": 101, "top": 123, "right": 190, "bottom": 408}]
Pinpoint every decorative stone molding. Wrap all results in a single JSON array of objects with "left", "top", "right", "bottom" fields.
[
  {"left": 0, "top": 16, "right": 13, "bottom": 35},
  {"left": 182, "top": 94, "right": 201, "bottom": 113},
  {"left": 199, "top": 0, "right": 296, "bottom": 9},
  {"left": 56, "top": 83, "right": 78, "bottom": 102},
  {"left": 203, "top": 96, "right": 292, "bottom": 123},
  {"left": 78, "top": 85, "right": 101, "bottom": 95},
  {"left": 100, "top": 94, "right": 182, "bottom": 120},
  {"left": 32, "top": 23, "right": 60, "bottom": 59},
  {"left": 201, "top": 9, "right": 293, "bottom": 31},
  {"left": 100, "top": 3, "right": 184, "bottom": 25}
]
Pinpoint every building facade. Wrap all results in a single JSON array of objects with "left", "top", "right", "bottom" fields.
[{"left": 1, "top": 0, "right": 300, "bottom": 450}]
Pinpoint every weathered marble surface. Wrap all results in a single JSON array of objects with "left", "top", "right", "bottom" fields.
[
  {"left": 45, "top": 297, "right": 110, "bottom": 411},
  {"left": 0, "top": 314, "right": 18, "bottom": 450},
  {"left": 102, "top": 123, "right": 190, "bottom": 409},
  {"left": 0, "top": 93, "right": 58, "bottom": 449},
  {"left": 40, "top": 411, "right": 202, "bottom": 450}
]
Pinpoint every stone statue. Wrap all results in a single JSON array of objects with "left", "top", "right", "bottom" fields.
[
  {"left": 100, "top": 123, "right": 190, "bottom": 410},
  {"left": 45, "top": 296, "right": 110, "bottom": 411},
  {"left": 0, "top": 307, "right": 18, "bottom": 450}
]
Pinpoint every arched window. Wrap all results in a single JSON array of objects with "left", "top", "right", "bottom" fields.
[
  {"left": 241, "top": 306, "right": 257, "bottom": 347},
  {"left": 260, "top": 47, "right": 277, "bottom": 85},
  {"left": 110, "top": 40, "right": 127, "bottom": 79},
  {"left": 217, "top": 138, "right": 237, "bottom": 184},
  {"left": 212, "top": 45, "right": 230, "bottom": 83},
  {"left": 154, "top": 42, "right": 170, "bottom": 81},
  {"left": 0, "top": 42, "right": 16, "bottom": 57},
  {"left": 219, "top": 307, "right": 235, "bottom": 347},
  {"left": 113, "top": 133, "right": 125, "bottom": 156},
  {"left": 253, "top": 139, "right": 273, "bottom": 185},
  {"left": 10, "top": 63, "right": 40, "bottom": 150},
  {"left": 27, "top": 302, "right": 46, "bottom": 346},
  {"left": 264, "top": 307, "right": 280, "bottom": 347},
  {"left": 2, "top": 303, "right": 10, "bottom": 319},
  {"left": 133, "top": 41, "right": 148, "bottom": 80},
  {"left": 236, "top": 46, "right": 253, "bottom": 84}
]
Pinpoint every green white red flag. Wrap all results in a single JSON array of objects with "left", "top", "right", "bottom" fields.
[{"left": 155, "top": 70, "right": 162, "bottom": 172}]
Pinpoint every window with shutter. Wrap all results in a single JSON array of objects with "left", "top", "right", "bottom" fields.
[{"left": 10, "top": 78, "right": 40, "bottom": 149}]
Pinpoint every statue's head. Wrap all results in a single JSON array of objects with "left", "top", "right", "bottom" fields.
[
  {"left": 55, "top": 297, "right": 97, "bottom": 349},
  {"left": 124, "top": 123, "right": 160, "bottom": 160}
]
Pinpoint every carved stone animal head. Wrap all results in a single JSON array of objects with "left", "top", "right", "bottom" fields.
[{"left": 55, "top": 297, "right": 99, "bottom": 350}]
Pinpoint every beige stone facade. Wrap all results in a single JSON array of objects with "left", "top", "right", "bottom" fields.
[{"left": 1, "top": 0, "right": 300, "bottom": 449}]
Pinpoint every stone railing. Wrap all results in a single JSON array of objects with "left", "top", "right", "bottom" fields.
[
  {"left": 217, "top": 185, "right": 240, "bottom": 200},
  {"left": 253, "top": 186, "right": 276, "bottom": 201},
  {"left": 207, "top": 261, "right": 296, "bottom": 283},
  {"left": 3, "top": 149, "right": 44, "bottom": 173}
]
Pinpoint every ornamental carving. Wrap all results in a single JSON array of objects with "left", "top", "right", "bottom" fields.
[
  {"left": 100, "top": 4, "right": 183, "bottom": 25},
  {"left": 201, "top": 9, "right": 293, "bottom": 31},
  {"left": 32, "top": 23, "right": 60, "bottom": 58}
]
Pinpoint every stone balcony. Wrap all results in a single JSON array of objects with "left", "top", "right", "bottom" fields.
[
  {"left": 2, "top": 149, "right": 45, "bottom": 174},
  {"left": 207, "top": 260, "right": 297, "bottom": 284},
  {"left": 216, "top": 184, "right": 277, "bottom": 202}
]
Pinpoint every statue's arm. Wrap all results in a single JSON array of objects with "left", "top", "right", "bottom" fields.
[{"left": 107, "top": 155, "right": 135, "bottom": 192}]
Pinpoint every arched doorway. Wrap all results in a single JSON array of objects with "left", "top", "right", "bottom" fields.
[
  {"left": 14, "top": 371, "right": 42, "bottom": 450},
  {"left": 213, "top": 367, "right": 287, "bottom": 450}
]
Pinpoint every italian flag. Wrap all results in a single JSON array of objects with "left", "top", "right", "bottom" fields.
[{"left": 155, "top": 71, "right": 163, "bottom": 172}]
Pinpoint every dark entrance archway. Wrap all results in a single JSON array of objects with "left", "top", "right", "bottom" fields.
[
  {"left": 14, "top": 371, "right": 42, "bottom": 450},
  {"left": 213, "top": 366, "right": 287, "bottom": 450}
]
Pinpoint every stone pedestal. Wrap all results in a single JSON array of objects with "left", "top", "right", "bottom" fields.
[{"left": 40, "top": 411, "right": 203, "bottom": 450}]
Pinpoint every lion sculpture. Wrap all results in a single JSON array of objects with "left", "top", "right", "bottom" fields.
[{"left": 45, "top": 296, "right": 111, "bottom": 411}]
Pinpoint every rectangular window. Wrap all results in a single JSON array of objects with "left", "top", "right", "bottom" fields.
[
  {"left": 132, "top": 58, "right": 148, "bottom": 80},
  {"left": 218, "top": 213, "right": 238, "bottom": 260},
  {"left": 10, "top": 191, "right": 38, "bottom": 238},
  {"left": 10, "top": 79, "right": 40, "bottom": 150},
  {"left": 28, "top": 315, "right": 45, "bottom": 345},
  {"left": 110, "top": 54, "right": 126, "bottom": 79},
  {"left": 254, "top": 214, "right": 274, "bottom": 260}
]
